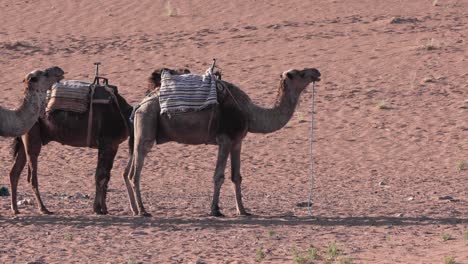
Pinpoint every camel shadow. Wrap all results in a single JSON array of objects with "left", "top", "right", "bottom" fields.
[{"left": 1, "top": 214, "right": 466, "bottom": 230}]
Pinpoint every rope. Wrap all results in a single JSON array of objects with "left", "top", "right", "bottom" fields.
[{"left": 307, "top": 81, "right": 316, "bottom": 217}]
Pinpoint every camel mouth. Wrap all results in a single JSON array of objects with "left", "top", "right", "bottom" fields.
[{"left": 306, "top": 68, "right": 321, "bottom": 82}]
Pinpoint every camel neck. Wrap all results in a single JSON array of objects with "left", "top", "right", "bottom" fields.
[
  {"left": 247, "top": 86, "right": 300, "bottom": 134},
  {"left": 0, "top": 89, "right": 45, "bottom": 137}
]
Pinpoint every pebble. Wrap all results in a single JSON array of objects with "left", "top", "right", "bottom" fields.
[{"left": 17, "top": 198, "right": 32, "bottom": 206}]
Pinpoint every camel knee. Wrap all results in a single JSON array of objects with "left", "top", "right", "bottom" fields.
[
  {"left": 231, "top": 173, "right": 242, "bottom": 184},
  {"left": 98, "top": 177, "right": 109, "bottom": 189},
  {"left": 214, "top": 174, "right": 225, "bottom": 186}
]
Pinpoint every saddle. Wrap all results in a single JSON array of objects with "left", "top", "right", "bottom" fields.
[
  {"left": 46, "top": 72, "right": 126, "bottom": 147},
  {"left": 46, "top": 80, "right": 117, "bottom": 113}
]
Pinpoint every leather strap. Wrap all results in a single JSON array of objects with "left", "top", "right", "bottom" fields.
[{"left": 86, "top": 85, "right": 96, "bottom": 147}]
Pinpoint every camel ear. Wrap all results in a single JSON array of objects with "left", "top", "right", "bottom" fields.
[
  {"left": 286, "top": 72, "right": 294, "bottom": 79},
  {"left": 183, "top": 68, "right": 191, "bottom": 74},
  {"left": 26, "top": 76, "right": 38, "bottom": 83}
]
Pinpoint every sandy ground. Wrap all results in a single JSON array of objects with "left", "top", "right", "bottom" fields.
[{"left": 0, "top": 0, "right": 467, "bottom": 263}]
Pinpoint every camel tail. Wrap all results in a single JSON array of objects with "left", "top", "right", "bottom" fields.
[{"left": 10, "top": 137, "right": 23, "bottom": 160}]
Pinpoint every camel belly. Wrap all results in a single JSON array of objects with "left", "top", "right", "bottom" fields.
[
  {"left": 157, "top": 108, "right": 218, "bottom": 145},
  {"left": 41, "top": 108, "right": 128, "bottom": 148}
]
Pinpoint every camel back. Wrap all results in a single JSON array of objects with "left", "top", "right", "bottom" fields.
[
  {"left": 159, "top": 69, "right": 218, "bottom": 114},
  {"left": 46, "top": 80, "right": 116, "bottom": 113}
]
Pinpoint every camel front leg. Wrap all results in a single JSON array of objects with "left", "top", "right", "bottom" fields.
[
  {"left": 210, "top": 135, "right": 232, "bottom": 217},
  {"left": 22, "top": 125, "right": 51, "bottom": 215},
  {"left": 93, "top": 142, "right": 119, "bottom": 215},
  {"left": 128, "top": 111, "right": 156, "bottom": 217},
  {"left": 9, "top": 138, "right": 27, "bottom": 215},
  {"left": 230, "top": 141, "right": 250, "bottom": 216}
]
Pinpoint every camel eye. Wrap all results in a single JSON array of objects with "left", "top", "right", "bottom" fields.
[{"left": 29, "top": 76, "right": 38, "bottom": 83}]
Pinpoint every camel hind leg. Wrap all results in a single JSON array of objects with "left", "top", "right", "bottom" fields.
[
  {"left": 122, "top": 153, "right": 138, "bottom": 214},
  {"left": 230, "top": 140, "right": 250, "bottom": 216}
]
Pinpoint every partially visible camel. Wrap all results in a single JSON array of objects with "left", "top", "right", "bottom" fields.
[
  {"left": 0, "top": 67, "right": 64, "bottom": 137},
  {"left": 145, "top": 68, "right": 190, "bottom": 95},
  {"left": 9, "top": 80, "right": 133, "bottom": 215},
  {"left": 124, "top": 68, "right": 321, "bottom": 217}
]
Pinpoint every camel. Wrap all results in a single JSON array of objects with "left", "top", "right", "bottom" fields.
[
  {"left": 0, "top": 67, "right": 64, "bottom": 137},
  {"left": 9, "top": 80, "right": 133, "bottom": 215},
  {"left": 124, "top": 68, "right": 321, "bottom": 217},
  {"left": 8, "top": 68, "right": 190, "bottom": 215},
  {"left": 145, "top": 68, "right": 190, "bottom": 95}
]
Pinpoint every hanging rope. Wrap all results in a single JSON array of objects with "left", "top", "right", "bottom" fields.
[{"left": 308, "top": 81, "right": 316, "bottom": 217}]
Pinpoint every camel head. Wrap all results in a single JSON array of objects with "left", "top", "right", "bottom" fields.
[
  {"left": 24, "top": 66, "right": 65, "bottom": 93},
  {"left": 281, "top": 68, "right": 321, "bottom": 95},
  {"left": 146, "top": 67, "right": 191, "bottom": 95}
]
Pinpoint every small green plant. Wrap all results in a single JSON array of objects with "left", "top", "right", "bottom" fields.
[
  {"left": 267, "top": 230, "right": 276, "bottom": 238},
  {"left": 326, "top": 242, "right": 339, "bottom": 258},
  {"left": 375, "top": 100, "right": 388, "bottom": 109},
  {"left": 64, "top": 234, "right": 74, "bottom": 241},
  {"left": 339, "top": 256, "right": 354, "bottom": 264},
  {"left": 423, "top": 38, "right": 440, "bottom": 50},
  {"left": 444, "top": 256, "right": 456, "bottom": 264},
  {"left": 165, "top": 0, "right": 178, "bottom": 17},
  {"left": 127, "top": 259, "right": 139, "bottom": 264},
  {"left": 256, "top": 247, "right": 266, "bottom": 262},
  {"left": 442, "top": 233, "right": 452, "bottom": 241},
  {"left": 456, "top": 161, "right": 466, "bottom": 172},
  {"left": 292, "top": 246, "right": 307, "bottom": 264},
  {"left": 463, "top": 230, "right": 468, "bottom": 241},
  {"left": 307, "top": 247, "right": 318, "bottom": 262}
]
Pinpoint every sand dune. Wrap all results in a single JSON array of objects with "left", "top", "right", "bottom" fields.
[{"left": 0, "top": 0, "right": 467, "bottom": 263}]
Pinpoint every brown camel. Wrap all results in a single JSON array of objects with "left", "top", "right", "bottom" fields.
[
  {"left": 9, "top": 80, "right": 133, "bottom": 215},
  {"left": 0, "top": 67, "right": 64, "bottom": 137},
  {"left": 124, "top": 68, "right": 321, "bottom": 217}
]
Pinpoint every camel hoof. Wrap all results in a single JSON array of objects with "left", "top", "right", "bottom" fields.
[
  {"left": 40, "top": 209, "right": 54, "bottom": 215},
  {"left": 94, "top": 210, "right": 105, "bottom": 215},
  {"left": 209, "top": 211, "right": 225, "bottom": 217},
  {"left": 238, "top": 212, "right": 252, "bottom": 217},
  {"left": 138, "top": 212, "right": 152, "bottom": 217},
  {"left": 12, "top": 210, "right": 20, "bottom": 215}
]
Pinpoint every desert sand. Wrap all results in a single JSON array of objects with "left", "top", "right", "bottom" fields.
[{"left": 0, "top": 0, "right": 467, "bottom": 263}]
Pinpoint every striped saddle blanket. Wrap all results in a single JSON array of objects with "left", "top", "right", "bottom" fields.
[
  {"left": 46, "top": 80, "right": 112, "bottom": 113},
  {"left": 159, "top": 69, "right": 218, "bottom": 114}
]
